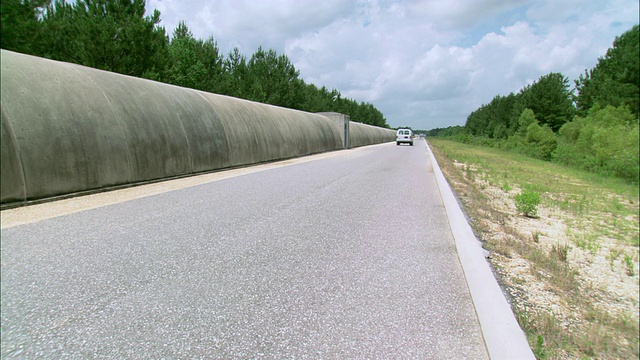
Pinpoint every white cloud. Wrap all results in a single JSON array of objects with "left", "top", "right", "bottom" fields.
[
  {"left": 149, "top": 0, "right": 358, "bottom": 54},
  {"left": 406, "top": 0, "right": 530, "bottom": 30},
  {"left": 146, "top": 0, "right": 639, "bottom": 129}
]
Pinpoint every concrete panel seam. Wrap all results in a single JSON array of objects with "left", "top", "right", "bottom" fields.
[
  {"left": 1, "top": 105, "right": 27, "bottom": 201},
  {"left": 82, "top": 68, "right": 135, "bottom": 185}
]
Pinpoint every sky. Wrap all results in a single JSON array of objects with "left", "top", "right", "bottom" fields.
[{"left": 145, "top": 0, "right": 639, "bottom": 130}]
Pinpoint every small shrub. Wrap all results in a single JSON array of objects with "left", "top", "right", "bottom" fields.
[
  {"left": 532, "top": 232, "right": 540, "bottom": 242},
  {"left": 465, "top": 166, "right": 475, "bottom": 181},
  {"left": 501, "top": 181, "right": 512, "bottom": 192},
  {"left": 534, "top": 334, "right": 550, "bottom": 359},
  {"left": 624, "top": 254, "right": 635, "bottom": 276},
  {"left": 551, "top": 243, "right": 569, "bottom": 262},
  {"left": 608, "top": 248, "right": 623, "bottom": 271},
  {"left": 515, "top": 189, "right": 541, "bottom": 217}
]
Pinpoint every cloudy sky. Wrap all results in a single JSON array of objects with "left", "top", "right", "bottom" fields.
[{"left": 145, "top": 0, "right": 639, "bottom": 129}]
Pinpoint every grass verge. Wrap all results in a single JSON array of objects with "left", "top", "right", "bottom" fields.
[{"left": 428, "top": 138, "right": 639, "bottom": 359}]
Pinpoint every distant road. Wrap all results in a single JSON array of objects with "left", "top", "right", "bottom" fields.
[{"left": 1, "top": 140, "right": 488, "bottom": 358}]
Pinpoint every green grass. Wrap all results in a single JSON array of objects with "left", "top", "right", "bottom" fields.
[{"left": 429, "top": 138, "right": 639, "bottom": 246}]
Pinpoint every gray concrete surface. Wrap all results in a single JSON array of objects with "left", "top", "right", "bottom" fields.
[
  {"left": 317, "top": 112, "right": 352, "bottom": 149},
  {"left": 349, "top": 121, "right": 396, "bottom": 148},
  {"left": 2, "top": 141, "right": 489, "bottom": 359},
  {"left": 0, "top": 50, "right": 393, "bottom": 206}
]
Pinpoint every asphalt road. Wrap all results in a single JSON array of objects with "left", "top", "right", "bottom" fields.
[{"left": 1, "top": 140, "right": 489, "bottom": 359}]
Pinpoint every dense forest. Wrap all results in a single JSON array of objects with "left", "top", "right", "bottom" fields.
[
  {"left": 428, "top": 25, "right": 639, "bottom": 184},
  {"left": 0, "top": 0, "right": 389, "bottom": 128}
]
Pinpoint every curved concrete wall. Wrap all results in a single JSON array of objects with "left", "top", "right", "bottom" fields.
[
  {"left": 317, "top": 112, "right": 396, "bottom": 149},
  {"left": 349, "top": 122, "right": 396, "bottom": 148},
  {"left": 3, "top": 50, "right": 380, "bottom": 205}
]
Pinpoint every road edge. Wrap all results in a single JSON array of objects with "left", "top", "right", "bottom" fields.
[
  {"left": 1, "top": 143, "right": 391, "bottom": 229},
  {"left": 425, "top": 139, "right": 535, "bottom": 360}
]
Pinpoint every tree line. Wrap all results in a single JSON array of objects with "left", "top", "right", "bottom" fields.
[
  {"left": 428, "top": 25, "right": 639, "bottom": 184},
  {"left": 1, "top": 0, "right": 389, "bottom": 128}
]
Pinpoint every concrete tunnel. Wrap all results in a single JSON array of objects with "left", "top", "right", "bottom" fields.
[{"left": 0, "top": 50, "right": 395, "bottom": 207}]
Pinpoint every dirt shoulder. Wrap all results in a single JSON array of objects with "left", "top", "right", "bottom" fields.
[{"left": 428, "top": 139, "right": 639, "bottom": 359}]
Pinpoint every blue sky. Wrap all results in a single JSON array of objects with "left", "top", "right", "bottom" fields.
[{"left": 146, "top": 0, "right": 639, "bottom": 129}]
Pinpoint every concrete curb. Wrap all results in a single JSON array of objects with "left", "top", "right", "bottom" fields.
[{"left": 425, "top": 140, "right": 535, "bottom": 360}]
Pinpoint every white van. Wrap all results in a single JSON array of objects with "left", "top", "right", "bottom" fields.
[{"left": 396, "top": 129, "right": 413, "bottom": 146}]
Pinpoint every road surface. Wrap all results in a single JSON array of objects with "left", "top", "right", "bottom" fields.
[{"left": 1, "top": 140, "right": 489, "bottom": 358}]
